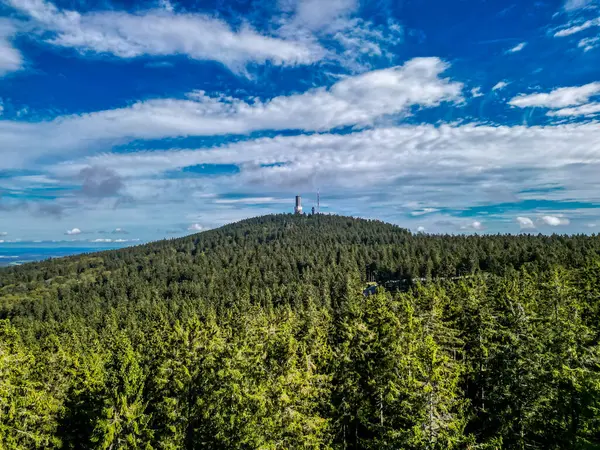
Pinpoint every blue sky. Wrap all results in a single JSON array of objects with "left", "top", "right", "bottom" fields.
[{"left": 0, "top": 0, "right": 599, "bottom": 245}]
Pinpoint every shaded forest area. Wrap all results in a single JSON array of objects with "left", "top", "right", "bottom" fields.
[{"left": 1, "top": 214, "right": 600, "bottom": 449}]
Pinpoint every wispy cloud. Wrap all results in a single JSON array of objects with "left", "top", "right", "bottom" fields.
[
  {"left": 509, "top": 82, "right": 600, "bottom": 108},
  {"left": 492, "top": 81, "right": 509, "bottom": 91},
  {"left": 0, "top": 19, "right": 23, "bottom": 76},
  {"left": 1, "top": 57, "right": 463, "bottom": 168},
  {"left": 578, "top": 36, "right": 600, "bottom": 51},
  {"left": 547, "top": 102, "right": 600, "bottom": 116},
  {"left": 89, "top": 237, "right": 137, "bottom": 243},
  {"left": 471, "top": 87, "right": 483, "bottom": 98},
  {"left": 278, "top": 0, "right": 402, "bottom": 72},
  {"left": 5, "top": 0, "right": 324, "bottom": 72},
  {"left": 410, "top": 208, "right": 440, "bottom": 216},
  {"left": 214, "top": 197, "right": 287, "bottom": 205},
  {"left": 507, "top": 42, "right": 526, "bottom": 53},
  {"left": 564, "top": 0, "right": 594, "bottom": 11},
  {"left": 285, "top": 0, "right": 358, "bottom": 31},
  {"left": 51, "top": 123, "right": 600, "bottom": 220},
  {"left": 554, "top": 18, "right": 600, "bottom": 37}
]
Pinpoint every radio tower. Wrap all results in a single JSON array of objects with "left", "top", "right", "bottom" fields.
[{"left": 317, "top": 190, "right": 320, "bottom": 214}]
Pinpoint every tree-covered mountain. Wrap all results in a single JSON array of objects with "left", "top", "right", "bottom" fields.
[{"left": 1, "top": 214, "right": 600, "bottom": 449}]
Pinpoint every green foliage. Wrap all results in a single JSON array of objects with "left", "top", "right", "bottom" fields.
[
  {"left": 1, "top": 214, "right": 600, "bottom": 448},
  {"left": 0, "top": 320, "right": 61, "bottom": 449}
]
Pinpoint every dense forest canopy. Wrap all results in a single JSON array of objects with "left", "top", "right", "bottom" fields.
[{"left": 1, "top": 214, "right": 600, "bottom": 449}]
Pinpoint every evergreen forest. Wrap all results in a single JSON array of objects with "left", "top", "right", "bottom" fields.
[{"left": 1, "top": 214, "right": 600, "bottom": 449}]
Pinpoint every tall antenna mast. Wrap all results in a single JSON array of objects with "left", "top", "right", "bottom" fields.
[{"left": 317, "top": 190, "right": 320, "bottom": 214}]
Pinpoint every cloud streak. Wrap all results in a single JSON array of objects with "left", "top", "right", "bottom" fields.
[
  {"left": 51, "top": 122, "right": 600, "bottom": 213},
  {"left": 554, "top": 18, "right": 600, "bottom": 37},
  {"left": 578, "top": 37, "right": 600, "bottom": 51},
  {"left": 509, "top": 82, "right": 600, "bottom": 109},
  {"left": 0, "top": 57, "right": 463, "bottom": 168},
  {"left": 507, "top": 42, "right": 526, "bottom": 53},
  {"left": 547, "top": 102, "right": 600, "bottom": 117},
  {"left": 5, "top": 0, "right": 323, "bottom": 71},
  {"left": 0, "top": 19, "right": 23, "bottom": 76}
]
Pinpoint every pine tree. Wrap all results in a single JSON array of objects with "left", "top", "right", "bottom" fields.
[
  {"left": 410, "top": 284, "right": 467, "bottom": 449},
  {"left": 91, "top": 332, "right": 152, "bottom": 449},
  {"left": 0, "top": 320, "right": 61, "bottom": 449}
]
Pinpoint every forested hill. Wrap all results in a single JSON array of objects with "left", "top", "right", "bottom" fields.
[
  {"left": 2, "top": 213, "right": 600, "bottom": 312},
  {"left": 2, "top": 214, "right": 600, "bottom": 449}
]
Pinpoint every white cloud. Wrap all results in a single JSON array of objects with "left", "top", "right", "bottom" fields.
[
  {"left": 5, "top": 0, "right": 323, "bottom": 71},
  {"left": 492, "top": 81, "right": 509, "bottom": 91},
  {"left": 0, "top": 57, "right": 463, "bottom": 168},
  {"left": 0, "top": 19, "right": 23, "bottom": 76},
  {"left": 55, "top": 123, "right": 600, "bottom": 200},
  {"left": 460, "top": 221, "right": 483, "bottom": 231},
  {"left": 416, "top": 226, "right": 426, "bottom": 232},
  {"left": 540, "top": 215, "right": 570, "bottom": 226},
  {"left": 565, "top": 0, "right": 594, "bottom": 10},
  {"left": 65, "top": 227, "right": 81, "bottom": 235},
  {"left": 288, "top": 0, "right": 358, "bottom": 31},
  {"left": 214, "top": 197, "right": 287, "bottom": 205},
  {"left": 327, "top": 18, "right": 404, "bottom": 71},
  {"left": 278, "top": 0, "right": 402, "bottom": 72},
  {"left": 547, "top": 102, "right": 600, "bottom": 116},
  {"left": 411, "top": 208, "right": 439, "bottom": 216},
  {"left": 10, "top": 120, "right": 600, "bottom": 237},
  {"left": 471, "top": 87, "right": 483, "bottom": 98},
  {"left": 516, "top": 216, "right": 535, "bottom": 229},
  {"left": 578, "top": 37, "right": 600, "bottom": 51},
  {"left": 158, "top": 0, "right": 174, "bottom": 13},
  {"left": 88, "top": 237, "right": 136, "bottom": 243},
  {"left": 554, "top": 18, "right": 600, "bottom": 37},
  {"left": 89, "top": 237, "right": 137, "bottom": 243},
  {"left": 507, "top": 42, "right": 526, "bottom": 53},
  {"left": 509, "top": 82, "right": 600, "bottom": 108},
  {"left": 187, "top": 223, "right": 203, "bottom": 231}
]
